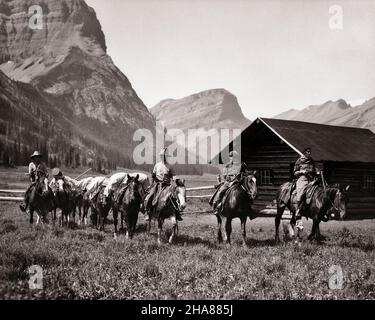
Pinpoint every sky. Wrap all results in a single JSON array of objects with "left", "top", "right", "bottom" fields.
[{"left": 86, "top": 0, "right": 375, "bottom": 120}]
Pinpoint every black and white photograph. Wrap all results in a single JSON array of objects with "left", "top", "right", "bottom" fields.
[{"left": 0, "top": 0, "right": 374, "bottom": 305}]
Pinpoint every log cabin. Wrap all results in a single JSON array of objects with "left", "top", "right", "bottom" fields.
[{"left": 212, "top": 118, "right": 375, "bottom": 218}]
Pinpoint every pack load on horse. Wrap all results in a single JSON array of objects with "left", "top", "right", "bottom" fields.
[
  {"left": 144, "top": 148, "right": 183, "bottom": 222},
  {"left": 275, "top": 147, "right": 349, "bottom": 242},
  {"left": 19, "top": 151, "right": 54, "bottom": 224},
  {"left": 144, "top": 148, "right": 186, "bottom": 244},
  {"left": 103, "top": 172, "right": 150, "bottom": 204},
  {"left": 209, "top": 151, "right": 258, "bottom": 245},
  {"left": 49, "top": 168, "right": 81, "bottom": 226},
  {"left": 96, "top": 172, "right": 149, "bottom": 238},
  {"left": 82, "top": 176, "right": 109, "bottom": 227}
]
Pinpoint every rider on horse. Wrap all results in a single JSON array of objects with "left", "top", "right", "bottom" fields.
[
  {"left": 294, "top": 147, "right": 318, "bottom": 230},
  {"left": 19, "top": 151, "right": 49, "bottom": 213},
  {"left": 209, "top": 151, "right": 248, "bottom": 215},
  {"left": 144, "top": 148, "right": 183, "bottom": 222}
]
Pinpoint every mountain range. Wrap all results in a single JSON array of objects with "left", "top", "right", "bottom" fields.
[{"left": 275, "top": 98, "right": 375, "bottom": 132}]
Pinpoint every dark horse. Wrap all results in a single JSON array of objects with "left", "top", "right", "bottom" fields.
[
  {"left": 275, "top": 182, "right": 349, "bottom": 242},
  {"left": 216, "top": 171, "right": 258, "bottom": 246},
  {"left": 27, "top": 179, "right": 55, "bottom": 225},
  {"left": 112, "top": 174, "right": 143, "bottom": 239},
  {"left": 92, "top": 184, "right": 112, "bottom": 232},
  {"left": 147, "top": 179, "right": 186, "bottom": 245},
  {"left": 52, "top": 179, "right": 77, "bottom": 226}
]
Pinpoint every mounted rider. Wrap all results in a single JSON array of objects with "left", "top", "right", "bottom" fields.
[
  {"left": 19, "top": 151, "right": 49, "bottom": 213},
  {"left": 144, "top": 148, "right": 183, "bottom": 222},
  {"left": 209, "top": 151, "right": 248, "bottom": 214},
  {"left": 294, "top": 147, "right": 319, "bottom": 229}
]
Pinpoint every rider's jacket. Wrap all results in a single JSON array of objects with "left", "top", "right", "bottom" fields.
[
  {"left": 28, "top": 162, "right": 37, "bottom": 182},
  {"left": 222, "top": 162, "right": 246, "bottom": 182},
  {"left": 294, "top": 156, "right": 316, "bottom": 181}
]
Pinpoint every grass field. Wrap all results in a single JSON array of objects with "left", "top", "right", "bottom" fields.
[{"left": 0, "top": 167, "right": 374, "bottom": 300}]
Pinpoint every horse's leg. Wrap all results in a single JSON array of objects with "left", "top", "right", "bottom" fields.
[
  {"left": 225, "top": 217, "right": 232, "bottom": 245},
  {"left": 217, "top": 215, "right": 223, "bottom": 244},
  {"left": 240, "top": 216, "right": 247, "bottom": 247},
  {"left": 67, "top": 209, "right": 70, "bottom": 226},
  {"left": 30, "top": 209, "right": 34, "bottom": 225},
  {"left": 113, "top": 208, "right": 119, "bottom": 239},
  {"left": 77, "top": 203, "right": 82, "bottom": 226},
  {"left": 121, "top": 212, "right": 124, "bottom": 231},
  {"left": 157, "top": 218, "right": 163, "bottom": 245},
  {"left": 53, "top": 208, "right": 57, "bottom": 226},
  {"left": 275, "top": 202, "right": 286, "bottom": 243},
  {"left": 308, "top": 218, "right": 318, "bottom": 241},
  {"left": 36, "top": 211, "right": 40, "bottom": 226},
  {"left": 148, "top": 219, "right": 152, "bottom": 234},
  {"left": 125, "top": 213, "right": 131, "bottom": 240},
  {"left": 169, "top": 216, "right": 177, "bottom": 244}
]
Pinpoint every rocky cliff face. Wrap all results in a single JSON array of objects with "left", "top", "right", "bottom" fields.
[
  {"left": 274, "top": 98, "right": 375, "bottom": 132},
  {"left": 151, "top": 89, "right": 250, "bottom": 131},
  {"left": 0, "top": 0, "right": 155, "bottom": 162}
]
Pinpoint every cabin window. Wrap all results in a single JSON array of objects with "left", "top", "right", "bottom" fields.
[
  {"left": 363, "top": 175, "right": 375, "bottom": 191},
  {"left": 260, "top": 169, "right": 273, "bottom": 185}
]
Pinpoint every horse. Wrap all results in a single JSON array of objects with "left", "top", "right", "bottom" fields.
[
  {"left": 91, "top": 184, "right": 112, "bottom": 232},
  {"left": 147, "top": 179, "right": 186, "bottom": 245},
  {"left": 112, "top": 174, "right": 143, "bottom": 239},
  {"left": 28, "top": 178, "right": 55, "bottom": 225},
  {"left": 80, "top": 177, "right": 107, "bottom": 226},
  {"left": 216, "top": 171, "right": 258, "bottom": 246},
  {"left": 52, "top": 179, "right": 77, "bottom": 226},
  {"left": 275, "top": 182, "right": 349, "bottom": 243}
]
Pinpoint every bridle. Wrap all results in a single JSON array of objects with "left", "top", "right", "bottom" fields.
[
  {"left": 240, "top": 173, "right": 257, "bottom": 200},
  {"left": 325, "top": 188, "right": 342, "bottom": 215},
  {"left": 168, "top": 184, "right": 184, "bottom": 212}
]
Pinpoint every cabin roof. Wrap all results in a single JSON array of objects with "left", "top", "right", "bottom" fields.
[{"left": 248, "top": 118, "right": 375, "bottom": 163}]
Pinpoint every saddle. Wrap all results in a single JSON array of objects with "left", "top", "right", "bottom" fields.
[
  {"left": 290, "top": 180, "right": 319, "bottom": 206},
  {"left": 217, "top": 182, "right": 240, "bottom": 214}
]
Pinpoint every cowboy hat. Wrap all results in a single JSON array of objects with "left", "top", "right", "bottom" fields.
[
  {"left": 52, "top": 168, "right": 62, "bottom": 177},
  {"left": 30, "top": 151, "right": 42, "bottom": 158}
]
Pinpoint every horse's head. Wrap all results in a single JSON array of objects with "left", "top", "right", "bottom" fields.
[
  {"left": 242, "top": 170, "right": 258, "bottom": 200},
  {"left": 174, "top": 178, "right": 186, "bottom": 211},
  {"left": 36, "top": 178, "right": 50, "bottom": 197},
  {"left": 329, "top": 184, "right": 350, "bottom": 220},
  {"left": 56, "top": 179, "right": 65, "bottom": 193},
  {"left": 124, "top": 174, "right": 142, "bottom": 203}
]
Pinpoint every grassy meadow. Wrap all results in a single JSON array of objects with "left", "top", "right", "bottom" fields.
[{"left": 0, "top": 167, "right": 374, "bottom": 300}]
